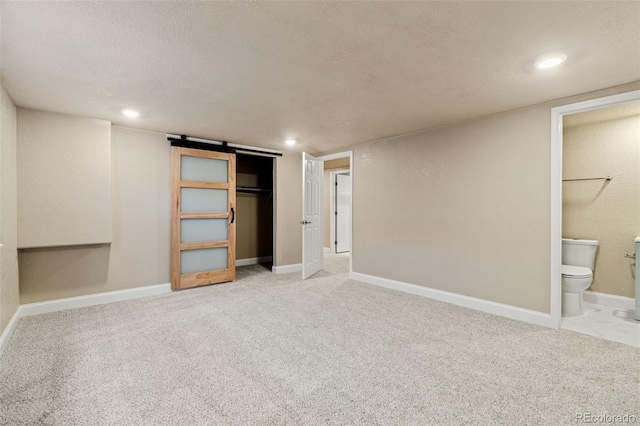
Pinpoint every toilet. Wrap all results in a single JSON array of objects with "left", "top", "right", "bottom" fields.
[{"left": 561, "top": 238, "right": 598, "bottom": 317}]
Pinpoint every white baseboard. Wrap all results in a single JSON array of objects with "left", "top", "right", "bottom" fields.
[
  {"left": 583, "top": 291, "right": 634, "bottom": 310},
  {"left": 0, "top": 306, "right": 23, "bottom": 359},
  {"left": 20, "top": 283, "right": 172, "bottom": 317},
  {"left": 350, "top": 272, "right": 554, "bottom": 328},
  {"left": 272, "top": 263, "right": 302, "bottom": 274},
  {"left": 236, "top": 256, "right": 273, "bottom": 267},
  {"left": 323, "top": 247, "right": 331, "bottom": 254},
  {"left": 0, "top": 283, "right": 172, "bottom": 360}
]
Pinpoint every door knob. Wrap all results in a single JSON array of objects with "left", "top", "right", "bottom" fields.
[{"left": 300, "top": 220, "right": 311, "bottom": 225}]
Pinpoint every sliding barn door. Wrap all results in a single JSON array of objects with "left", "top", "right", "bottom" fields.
[{"left": 171, "top": 147, "right": 236, "bottom": 290}]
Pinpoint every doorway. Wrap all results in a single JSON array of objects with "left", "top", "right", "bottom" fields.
[
  {"left": 302, "top": 151, "right": 353, "bottom": 279},
  {"left": 236, "top": 153, "right": 274, "bottom": 268},
  {"left": 329, "top": 170, "right": 351, "bottom": 254},
  {"left": 550, "top": 90, "right": 640, "bottom": 341}
]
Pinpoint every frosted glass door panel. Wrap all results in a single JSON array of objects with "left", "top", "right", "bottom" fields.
[
  {"left": 171, "top": 146, "right": 235, "bottom": 289},
  {"left": 181, "top": 156, "right": 228, "bottom": 183},
  {"left": 181, "top": 188, "right": 228, "bottom": 212},
  {"left": 181, "top": 219, "right": 228, "bottom": 243},
  {"left": 181, "top": 248, "right": 228, "bottom": 274}
]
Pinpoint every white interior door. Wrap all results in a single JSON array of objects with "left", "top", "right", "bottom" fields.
[
  {"left": 302, "top": 152, "right": 323, "bottom": 279},
  {"left": 336, "top": 174, "right": 351, "bottom": 253}
]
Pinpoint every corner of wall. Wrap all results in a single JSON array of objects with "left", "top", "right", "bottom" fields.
[{"left": 0, "top": 80, "right": 20, "bottom": 335}]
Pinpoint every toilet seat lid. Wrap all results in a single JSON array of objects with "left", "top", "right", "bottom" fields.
[{"left": 561, "top": 265, "right": 592, "bottom": 278}]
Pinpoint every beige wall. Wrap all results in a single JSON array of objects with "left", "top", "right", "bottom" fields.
[
  {"left": 17, "top": 108, "right": 112, "bottom": 248},
  {"left": 237, "top": 194, "right": 273, "bottom": 259},
  {"left": 19, "top": 126, "right": 170, "bottom": 303},
  {"left": 352, "top": 106, "right": 552, "bottom": 312},
  {"left": 323, "top": 158, "right": 351, "bottom": 248},
  {"left": 0, "top": 81, "right": 19, "bottom": 333},
  {"left": 317, "top": 82, "right": 640, "bottom": 314},
  {"left": 563, "top": 109, "right": 640, "bottom": 298},
  {"left": 324, "top": 157, "right": 350, "bottom": 170},
  {"left": 274, "top": 152, "right": 302, "bottom": 266}
]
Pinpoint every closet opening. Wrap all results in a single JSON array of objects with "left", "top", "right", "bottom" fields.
[{"left": 236, "top": 153, "right": 274, "bottom": 270}]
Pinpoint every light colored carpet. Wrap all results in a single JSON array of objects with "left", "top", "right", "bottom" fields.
[{"left": 1, "top": 253, "right": 639, "bottom": 425}]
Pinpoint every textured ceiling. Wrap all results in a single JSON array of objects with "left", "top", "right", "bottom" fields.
[{"left": 1, "top": 2, "right": 639, "bottom": 153}]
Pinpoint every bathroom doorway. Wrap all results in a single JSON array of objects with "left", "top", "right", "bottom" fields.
[{"left": 551, "top": 90, "right": 640, "bottom": 346}]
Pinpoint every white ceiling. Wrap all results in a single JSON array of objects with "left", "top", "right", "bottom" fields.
[{"left": 1, "top": 2, "right": 639, "bottom": 153}]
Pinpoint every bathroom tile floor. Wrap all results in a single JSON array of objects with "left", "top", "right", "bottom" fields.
[{"left": 561, "top": 302, "right": 639, "bottom": 347}]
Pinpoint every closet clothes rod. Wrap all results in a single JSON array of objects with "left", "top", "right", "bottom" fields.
[
  {"left": 236, "top": 186, "right": 274, "bottom": 203},
  {"left": 236, "top": 186, "right": 273, "bottom": 193},
  {"left": 562, "top": 176, "right": 612, "bottom": 182}
]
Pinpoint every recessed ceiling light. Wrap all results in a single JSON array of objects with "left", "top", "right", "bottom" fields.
[
  {"left": 285, "top": 139, "right": 297, "bottom": 146},
  {"left": 535, "top": 54, "right": 567, "bottom": 69},
  {"left": 121, "top": 109, "right": 140, "bottom": 118}
]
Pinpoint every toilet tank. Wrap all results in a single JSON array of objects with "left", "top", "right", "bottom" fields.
[{"left": 562, "top": 238, "right": 599, "bottom": 270}]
